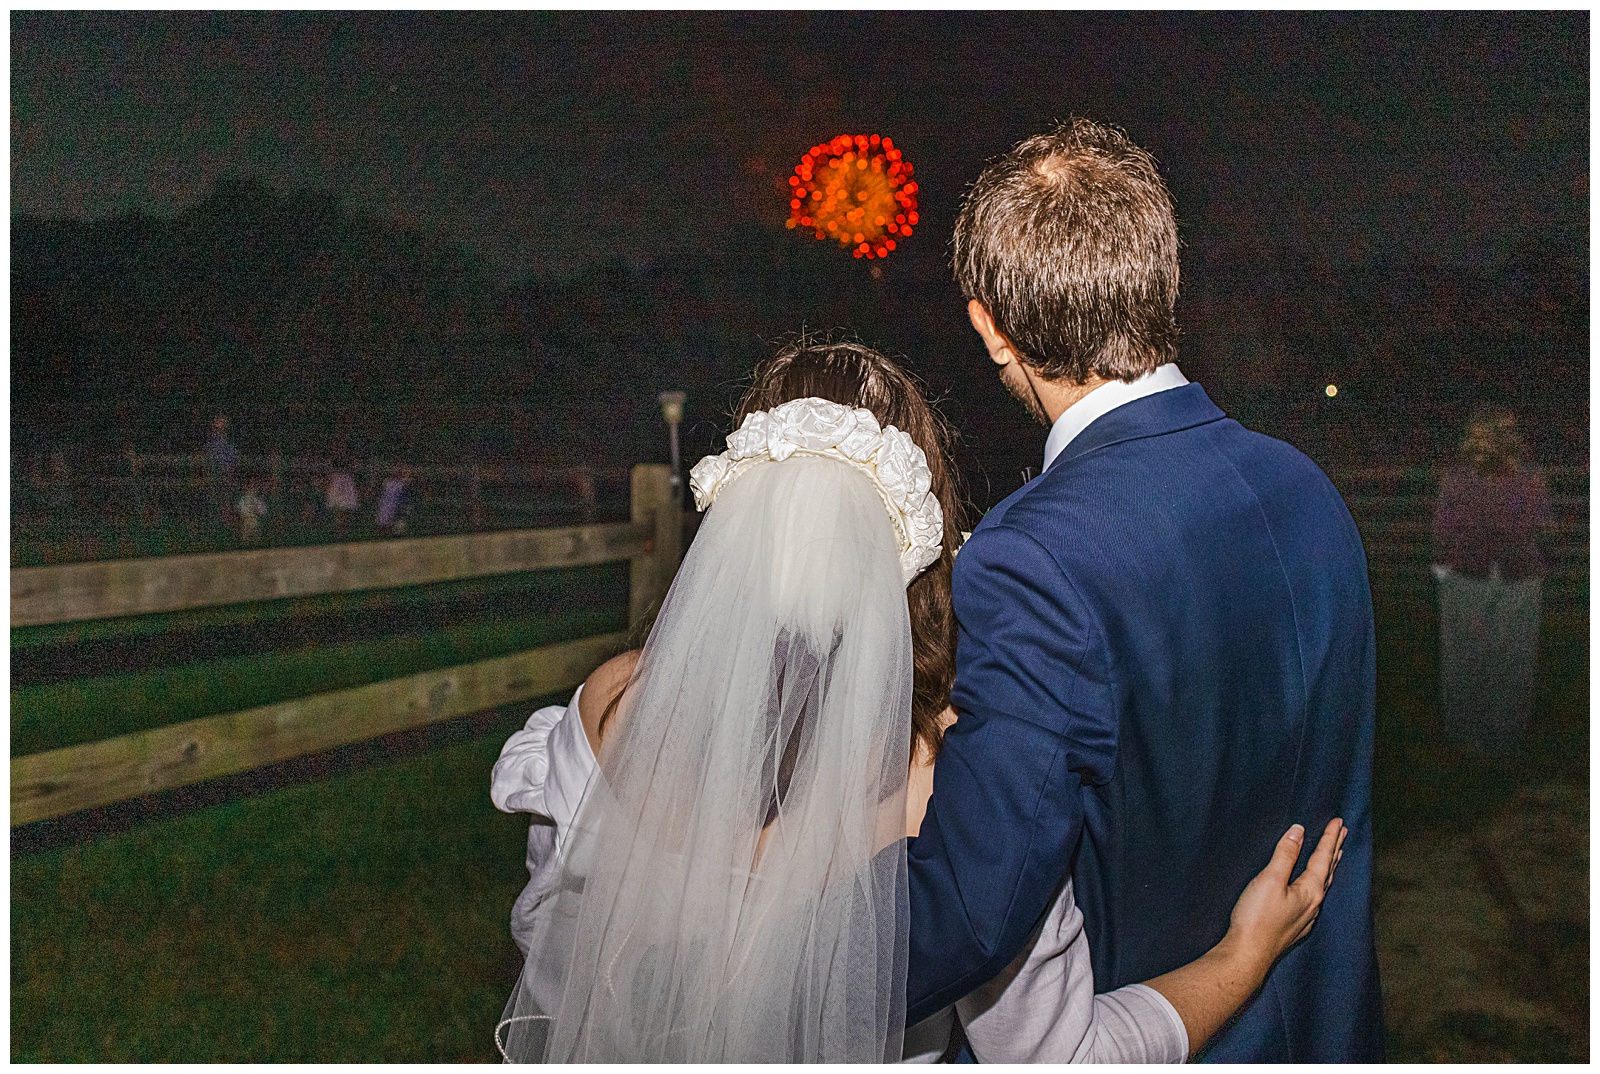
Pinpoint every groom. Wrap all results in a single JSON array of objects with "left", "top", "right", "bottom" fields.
[{"left": 906, "top": 119, "right": 1384, "bottom": 1061}]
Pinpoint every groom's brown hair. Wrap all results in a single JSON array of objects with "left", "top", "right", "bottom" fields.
[
  {"left": 736, "top": 337, "right": 967, "bottom": 762},
  {"left": 953, "top": 118, "right": 1180, "bottom": 383}
]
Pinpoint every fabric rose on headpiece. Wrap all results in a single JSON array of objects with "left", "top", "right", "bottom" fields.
[
  {"left": 725, "top": 411, "right": 771, "bottom": 461},
  {"left": 689, "top": 453, "right": 734, "bottom": 511},
  {"left": 768, "top": 398, "right": 854, "bottom": 460},
  {"left": 836, "top": 409, "right": 885, "bottom": 462},
  {"left": 873, "top": 428, "right": 933, "bottom": 511}
]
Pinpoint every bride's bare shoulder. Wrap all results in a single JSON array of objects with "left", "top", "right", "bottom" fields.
[{"left": 578, "top": 649, "right": 642, "bottom": 752}]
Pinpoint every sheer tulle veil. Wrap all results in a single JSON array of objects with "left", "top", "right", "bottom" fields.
[{"left": 497, "top": 453, "right": 915, "bottom": 1062}]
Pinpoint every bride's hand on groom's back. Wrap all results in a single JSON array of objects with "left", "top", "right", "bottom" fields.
[{"left": 1221, "top": 818, "right": 1347, "bottom": 975}]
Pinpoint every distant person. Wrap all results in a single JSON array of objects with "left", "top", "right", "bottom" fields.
[
  {"left": 204, "top": 414, "right": 241, "bottom": 527},
  {"left": 236, "top": 481, "right": 269, "bottom": 545},
  {"left": 572, "top": 466, "right": 598, "bottom": 521},
  {"left": 1431, "top": 407, "right": 1554, "bottom": 757},
  {"left": 326, "top": 460, "right": 360, "bottom": 538},
  {"left": 294, "top": 468, "right": 322, "bottom": 528},
  {"left": 375, "top": 467, "right": 415, "bottom": 537}
]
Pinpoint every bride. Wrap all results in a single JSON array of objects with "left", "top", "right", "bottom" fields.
[{"left": 492, "top": 339, "right": 1345, "bottom": 1063}]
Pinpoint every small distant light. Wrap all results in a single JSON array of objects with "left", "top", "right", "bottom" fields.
[{"left": 1325, "top": 384, "right": 1338, "bottom": 398}]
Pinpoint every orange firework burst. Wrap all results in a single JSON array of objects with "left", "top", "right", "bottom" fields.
[{"left": 786, "top": 133, "right": 919, "bottom": 260}]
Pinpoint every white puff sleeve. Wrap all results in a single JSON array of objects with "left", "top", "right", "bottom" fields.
[
  {"left": 495, "top": 686, "right": 602, "bottom": 956},
  {"left": 491, "top": 699, "right": 569, "bottom": 815},
  {"left": 491, "top": 684, "right": 599, "bottom": 837}
]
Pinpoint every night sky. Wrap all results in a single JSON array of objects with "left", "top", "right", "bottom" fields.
[
  {"left": 14, "top": 12, "right": 1587, "bottom": 278},
  {"left": 10, "top": 11, "right": 1590, "bottom": 496}
]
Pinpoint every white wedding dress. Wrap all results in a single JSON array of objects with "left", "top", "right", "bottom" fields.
[{"left": 492, "top": 686, "right": 1188, "bottom": 1063}]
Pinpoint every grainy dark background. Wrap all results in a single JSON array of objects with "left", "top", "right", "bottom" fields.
[
  {"left": 9, "top": 12, "right": 1589, "bottom": 1064},
  {"left": 11, "top": 11, "right": 1588, "bottom": 511}
]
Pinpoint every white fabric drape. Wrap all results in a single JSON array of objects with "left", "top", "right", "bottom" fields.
[{"left": 498, "top": 455, "right": 913, "bottom": 1062}]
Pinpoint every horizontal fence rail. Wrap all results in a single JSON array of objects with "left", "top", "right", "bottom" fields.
[
  {"left": 11, "top": 463, "right": 684, "bottom": 826},
  {"left": 1327, "top": 465, "right": 1588, "bottom": 602},
  {"left": 11, "top": 520, "right": 652, "bottom": 627},
  {"left": 11, "top": 631, "right": 630, "bottom": 826}
]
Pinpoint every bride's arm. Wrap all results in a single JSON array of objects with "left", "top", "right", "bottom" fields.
[
  {"left": 1142, "top": 817, "right": 1346, "bottom": 1057},
  {"left": 904, "top": 708, "right": 959, "bottom": 837}
]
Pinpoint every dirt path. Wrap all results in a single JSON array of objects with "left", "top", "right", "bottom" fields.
[{"left": 1375, "top": 782, "right": 1589, "bottom": 1062}]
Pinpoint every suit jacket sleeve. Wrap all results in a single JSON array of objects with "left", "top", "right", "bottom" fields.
[{"left": 906, "top": 523, "right": 1118, "bottom": 1025}]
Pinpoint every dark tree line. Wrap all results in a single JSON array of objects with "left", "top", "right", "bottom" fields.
[
  {"left": 12, "top": 174, "right": 1587, "bottom": 510},
  {"left": 15, "top": 176, "right": 495, "bottom": 463}
]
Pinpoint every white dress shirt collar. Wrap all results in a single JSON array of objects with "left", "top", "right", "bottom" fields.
[{"left": 1041, "top": 364, "right": 1189, "bottom": 472}]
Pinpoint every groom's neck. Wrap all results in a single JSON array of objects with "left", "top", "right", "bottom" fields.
[{"left": 1030, "top": 369, "right": 1110, "bottom": 425}]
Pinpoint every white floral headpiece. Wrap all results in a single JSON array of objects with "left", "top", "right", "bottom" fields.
[{"left": 689, "top": 397, "right": 945, "bottom": 585}]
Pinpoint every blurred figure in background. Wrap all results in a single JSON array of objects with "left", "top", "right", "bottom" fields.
[
  {"left": 375, "top": 466, "right": 415, "bottom": 537},
  {"left": 237, "top": 480, "right": 269, "bottom": 545},
  {"left": 204, "top": 414, "right": 240, "bottom": 529},
  {"left": 327, "top": 457, "right": 360, "bottom": 538},
  {"left": 1431, "top": 406, "right": 1554, "bottom": 757}
]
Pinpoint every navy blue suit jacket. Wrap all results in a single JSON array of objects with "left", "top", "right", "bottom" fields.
[{"left": 906, "top": 383, "right": 1384, "bottom": 1061}]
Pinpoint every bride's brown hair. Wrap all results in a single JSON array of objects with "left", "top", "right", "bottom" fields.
[{"left": 734, "top": 336, "right": 969, "bottom": 761}]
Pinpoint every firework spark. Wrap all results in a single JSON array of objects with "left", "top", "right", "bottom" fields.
[{"left": 786, "top": 134, "right": 919, "bottom": 260}]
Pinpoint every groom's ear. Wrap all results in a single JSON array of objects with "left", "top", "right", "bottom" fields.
[{"left": 967, "top": 300, "right": 1019, "bottom": 368}]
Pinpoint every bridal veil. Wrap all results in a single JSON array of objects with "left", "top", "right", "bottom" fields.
[{"left": 498, "top": 453, "right": 914, "bottom": 1062}]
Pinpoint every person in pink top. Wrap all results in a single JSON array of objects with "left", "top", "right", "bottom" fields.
[{"left": 1431, "top": 406, "right": 1554, "bottom": 756}]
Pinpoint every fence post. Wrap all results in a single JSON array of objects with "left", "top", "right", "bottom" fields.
[
  {"left": 125, "top": 447, "right": 143, "bottom": 515},
  {"left": 468, "top": 463, "right": 484, "bottom": 528},
  {"left": 629, "top": 463, "right": 682, "bottom": 632},
  {"left": 575, "top": 465, "right": 598, "bottom": 522}
]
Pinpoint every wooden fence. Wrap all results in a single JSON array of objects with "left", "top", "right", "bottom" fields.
[
  {"left": 11, "top": 461, "right": 1585, "bottom": 824},
  {"left": 11, "top": 464, "right": 683, "bottom": 826},
  {"left": 1329, "top": 465, "right": 1588, "bottom": 605}
]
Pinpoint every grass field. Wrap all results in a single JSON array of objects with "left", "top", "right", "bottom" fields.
[
  {"left": 10, "top": 575, "right": 1590, "bottom": 1061},
  {"left": 11, "top": 725, "right": 537, "bottom": 1061}
]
